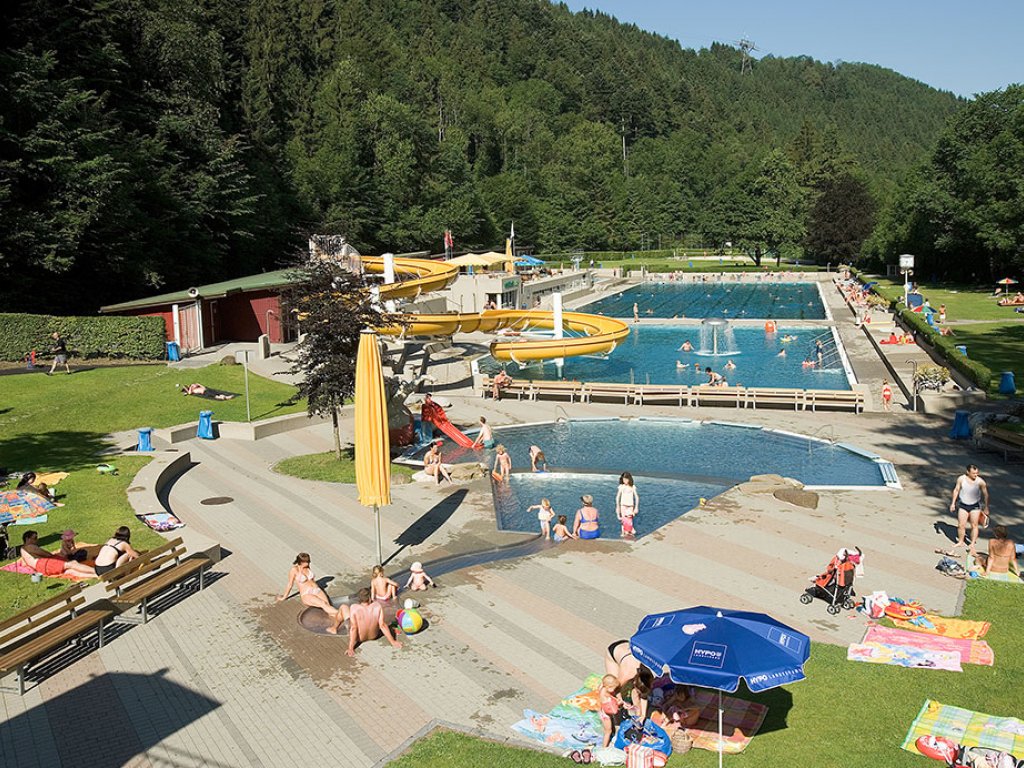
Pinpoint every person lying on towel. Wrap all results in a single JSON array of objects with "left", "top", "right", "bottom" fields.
[{"left": 180, "top": 383, "right": 236, "bottom": 400}]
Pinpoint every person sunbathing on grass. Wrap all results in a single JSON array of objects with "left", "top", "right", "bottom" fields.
[
  {"left": 20, "top": 530, "right": 96, "bottom": 579},
  {"left": 180, "top": 383, "right": 235, "bottom": 400}
]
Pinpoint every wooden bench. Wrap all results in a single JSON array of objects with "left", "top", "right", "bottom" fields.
[
  {"left": 632, "top": 385, "right": 687, "bottom": 406},
  {"left": 804, "top": 389, "right": 864, "bottom": 413},
  {"left": 744, "top": 387, "right": 806, "bottom": 411},
  {"left": 690, "top": 386, "right": 745, "bottom": 408},
  {"left": 480, "top": 376, "right": 533, "bottom": 400},
  {"left": 99, "top": 537, "right": 211, "bottom": 624},
  {"left": 976, "top": 425, "right": 1024, "bottom": 462},
  {"left": 527, "top": 380, "right": 583, "bottom": 402},
  {"left": 0, "top": 584, "right": 115, "bottom": 695},
  {"left": 581, "top": 382, "right": 636, "bottom": 404}
]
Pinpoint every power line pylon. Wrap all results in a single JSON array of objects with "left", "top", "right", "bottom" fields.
[{"left": 736, "top": 38, "right": 758, "bottom": 75}]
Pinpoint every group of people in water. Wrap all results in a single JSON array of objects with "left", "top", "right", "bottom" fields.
[{"left": 523, "top": 472, "right": 640, "bottom": 542}]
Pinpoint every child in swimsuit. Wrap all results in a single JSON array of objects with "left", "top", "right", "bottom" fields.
[
  {"left": 552, "top": 515, "right": 575, "bottom": 542},
  {"left": 616, "top": 472, "right": 639, "bottom": 537},
  {"left": 598, "top": 674, "right": 626, "bottom": 747},
  {"left": 370, "top": 565, "right": 398, "bottom": 602},
  {"left": 493, "top": 445, "right": 512, "bottom": 482},
  {"left": 527, "top": 498, "right": 555, "bottom": 539},
  {"left": 404, "top": 561, "right": 435, "bottom": 591}
]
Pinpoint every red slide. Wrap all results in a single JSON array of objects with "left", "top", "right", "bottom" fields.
[{"left": 421, "top": 403, "right": 476, "bottom": 448}]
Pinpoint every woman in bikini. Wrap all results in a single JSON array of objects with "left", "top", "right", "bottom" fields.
[
  {"left": 424, "top": 442, "right": 452, "bottom": 485},
  {"left": 93, "top": 526, "right": 140, "bottom": 576},
  {"left": 573, "top": 495, "right": 601, "bottom": 540},
  {"left": 604, "top": 640, "right": 653, "bottom": 719},
  {"left": 277, "top": 553, "right": 341, "bottom": 621}
]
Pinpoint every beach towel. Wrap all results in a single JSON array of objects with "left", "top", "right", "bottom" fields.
[
  {"left": 137, "top": 512, "right": 184, "bottom": 532},
  {"left": 972, "top": 569, "right": 1022, "bottom": 584},
  {"left": 864, "top": 625, "right": 994, "bottom": 666},
  {"left": 892, "top": 615, "right": 990, "bottom": 639},
  {"left": 191, "top": 388, "right": 239, "bottom": 400},
  {"left": 682, "top": 689, "right": 768, "bottom": 755},
  {"left": 902, "top": 700, "right": 1024, "bottom": 758},
  {"left": 1, "top": 560, "right": 88, "bottom": 581},
  {"left": 847, "top": 642, "right": 961, "bottom": 671},
  {"left": 511, "top": 709, "right": 601, "bottom": 750},
  {"left": 33, "top": 471, "right": 69, "bottom": 487}
]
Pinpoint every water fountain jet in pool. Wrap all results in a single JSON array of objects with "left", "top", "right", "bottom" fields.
[{"left": 699, "top": 318, "right": 738, "bottom": 356}]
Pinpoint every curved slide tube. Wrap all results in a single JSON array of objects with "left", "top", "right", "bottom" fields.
[{"left": 363, "top": 255, "right": 630, "bottom": 362}]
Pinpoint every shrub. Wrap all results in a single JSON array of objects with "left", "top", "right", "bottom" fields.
[
  {"left": 0, "top": 313, "right": 166, "bottom": 361},
  {"left": 892, "top": 307, "right": 992, "bottom": 389}
]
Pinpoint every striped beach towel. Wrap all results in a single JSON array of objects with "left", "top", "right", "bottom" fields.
[
  {"left": 684, "top": 690, "right": 768, "bottom": 755},
  {"left": 892, "top": 615, "right": 991, "bottom": 639}
]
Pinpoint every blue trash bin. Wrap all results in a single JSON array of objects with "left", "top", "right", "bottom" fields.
[
  {"left": 165, "top": 341, "right": 181, "bottom": 362},
  {"left": 137, "top": 427, "right": 153, "bottom": 452},
  {"left": 955, "top": 344, "right": 967, "bottom": 357},
  {"left": 999, "top": 371, "right": 1017, "bottom": 395},
  {"left": 197, "top": 410, "right": 214, "bottom": 440},
  {"left": 950, "top": 410, "right": 971, "bottom": 440}
]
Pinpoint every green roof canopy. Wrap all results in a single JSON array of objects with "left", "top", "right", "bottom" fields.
[{"left": 100, "top": 268, "right": 300, "bottom": 313}]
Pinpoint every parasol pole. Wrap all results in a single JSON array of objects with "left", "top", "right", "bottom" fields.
[
  {"left": 374, "top": 503, "right": 383, "bottom": 566},
  {"left": 718, "top": 688, "right": 724, "bottom": 768}
]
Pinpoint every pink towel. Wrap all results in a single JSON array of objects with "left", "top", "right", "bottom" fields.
[{"left": 864, "top": 625, "right": 994, "bottom": 666}]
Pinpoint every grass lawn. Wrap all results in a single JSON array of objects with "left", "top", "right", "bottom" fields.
[
  {"left": 870, "top": 278, "right": 1024, "bottom": 322},
  {"left": 945, "top": 323, "right": 1024, "bottom": 386},
  {"left": 273, "top": 448, "right": 416, "bottom": 483},
  {"left": 0, "top": 362, "right": 303, "bottom": 620},
  {"left": 390, "top": 581, "right": 1022, "bottom": 768}
]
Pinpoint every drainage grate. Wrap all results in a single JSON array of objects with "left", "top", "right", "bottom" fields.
[{"left": 200, "top": 496, "right": 234, "bottom": 506}]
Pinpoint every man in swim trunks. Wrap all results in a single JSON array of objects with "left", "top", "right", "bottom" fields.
[
  {"left": 472, "top": 416, "right": 495, "bottom": 449},
  {"left": 346, "top": 588, "right": 403, "bottom": 657},
  {"left": 19, "top": 530, "right": 96, "bottom": 578},
  {"left": 950, "top": 464, "right": 989, "bottom": 554}
]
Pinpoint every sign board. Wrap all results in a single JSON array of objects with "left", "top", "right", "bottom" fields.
[
  {"left": 502, "top": 278, "right": 519, "bottom": 291},
  {"left": 899, "top": 254, "right": 915, "bottom": 269}
]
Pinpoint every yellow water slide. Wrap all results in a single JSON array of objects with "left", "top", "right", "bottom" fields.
[{"left": 362, "top": 255, "right": 629, "bottom": 362}]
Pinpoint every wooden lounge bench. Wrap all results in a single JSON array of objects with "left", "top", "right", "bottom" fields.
[
  {"left": 581, "top": 382, "right": 635, "bottom": 404},
  {"left": 527, "top": 380, "right": 583, "bottom": 402},
  {"left": 744, "top": 387, "right": 806, "bottom": 411},
  {"left": 99, "top": 537, "right": 211, "bottom": 624},
  {"left": 691, "top": 385, "right": 745, "bottom": 408},
  {"left": 804, "top": 389, "right": 864, "bottom": 413},
  {"left": 976, "top": 425, "right": 1024, "bottom": 462},
  {"left": 0, "top": 584, "right": 115, "bottom": 695},
  {"left": 632, "top": 384, "right": 687, "bottom": 406}
]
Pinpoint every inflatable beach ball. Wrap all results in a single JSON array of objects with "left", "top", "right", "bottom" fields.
[{"left": 396, "top": 608, "right": 424, "bottom": 634}]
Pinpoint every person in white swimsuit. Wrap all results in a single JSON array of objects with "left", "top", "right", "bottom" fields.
[
  {"left": 615, "top": 472, "right": 639, "bottom": 537},
  {"left": 277, "top": 553, "right": 344, "bottom": 624},
  {"left": 950, "top": 464, "right": 989, "bottom": 554}
]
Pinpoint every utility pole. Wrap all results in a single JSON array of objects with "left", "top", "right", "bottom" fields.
[
  {"left": 620, "top": 116, "right": 630, "bottom": 177},
  {"left": 737, "top": 38, "right": 758, "bottom": 75}
]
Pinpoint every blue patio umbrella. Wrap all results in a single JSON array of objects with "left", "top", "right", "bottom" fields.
[
  {"left": 0, "top": 489, "right": 56, "bottom": 525},
  {"left": 515, "top": 255, "right": 544, "bottom": 267},
  {"left": 630, "top": 606, "right": 810, "bottom": 767}
]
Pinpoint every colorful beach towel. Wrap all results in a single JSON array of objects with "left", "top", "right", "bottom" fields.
[
  {"left": 138, "top": 512, "right": 184, "bottom": 532},
  {"left": 511, "top": 709, "right": 602, "bottom": 750},
  {"left": 864, "top": 625, "right": 994, "bottom": 666},
  {"left": 683, "top": 689, "right": 768, "bottom": 755},
  {"left": 847, "top": 642, "right": 961, "bottom": 671},
  {"left": 892, "top": 615, "right": 990, "bottom": 639},
  {"left": 0, "top": 560, "right": 88, "bottom": 581},
  {"left": 902, "top": 700, "right": 1024, "bottom": 758}
]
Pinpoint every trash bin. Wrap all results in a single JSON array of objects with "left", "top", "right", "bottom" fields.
[
  {"left": 137, "top": 427, "right": 153, "bottom": 452},
  {"left": 955, "top": 345, "right": 967, "bottom": 357},
  {"left": 165, "top": 341, "right": 181, "bottom": 362},
  {"left": 197, "top": 410, "right": 214, "bottom": 440},
  {"left": 950, "top": 410, "right": 971, "bottom": 440},
  {"left": 999, "top": 371, "right": 1017, "bottom": 395}
]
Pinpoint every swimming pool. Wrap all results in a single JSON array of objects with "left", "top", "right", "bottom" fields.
[
  {"left": 478, "top": 325, "right": 852, "bottom": 390},
  {"left": 410, "top": 418, "right": 895, "bottom": 539},
  {"left": 583, "top": 283, "right": 827, "bottom": 319}
]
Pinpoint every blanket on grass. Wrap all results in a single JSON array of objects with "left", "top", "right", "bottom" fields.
[
  {"left": 1, "top": 560, "right": 88, "bottom": 581},
  {"left": 511, "top": 709, "right": 602, "bottom": 751},
  {"left": 892, "top": 615, "right": 990, "bottom": 639},
  {"left": 190, "top": 388, "right": 239, "bottom": 400},
  {"left": 847, "top": 642, "right": 961, "bottom": 671},
  {"left": 681, "top": 689, "right": 768, "bottom": 755},
  {"left": 137, "top": 512, "right": 184, "bottom": 532},
  {"left": 864, "top": 625, "right": 993, "bottom": 666},
  {"left": 902, "top": 700, "right": 1024, "bottom": 758}
]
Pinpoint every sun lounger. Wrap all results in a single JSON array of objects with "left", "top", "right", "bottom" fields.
[{"left": 975, "top": 425, "right": 1024, "bottom": 462}]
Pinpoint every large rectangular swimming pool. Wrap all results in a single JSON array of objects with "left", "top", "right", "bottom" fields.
[
  {"left": 583, "top": 282, "right": 827, "bottom": 319},
  {"left": 479, "top": 324, "right": 852, "bottom": 390}
]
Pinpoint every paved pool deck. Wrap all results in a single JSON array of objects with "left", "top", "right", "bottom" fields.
[{"left": 3, "top": 275, "right": 1022, "bottom": 767}]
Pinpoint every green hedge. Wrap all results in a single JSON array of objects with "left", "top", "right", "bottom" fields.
[
  {"left": 0, "top": 313, "right": 166, "bottom": 361},
  {"left": 892, "top": 307, "right": 993, "bottom": 389}
]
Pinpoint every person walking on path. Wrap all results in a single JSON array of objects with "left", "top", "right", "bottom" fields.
[
  {"left": 950, "top": 464, "right": 990, "bottom": 554},
  {"left": 47, "top": 331, "right": 70, "bottom": 375},
  {"left": 880, "top": 380, "right": 893, "bottom": 412}
]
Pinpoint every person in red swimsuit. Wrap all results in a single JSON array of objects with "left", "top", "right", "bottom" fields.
[{"left": 19, "top": 530, "right": 96, "bottom": 578}]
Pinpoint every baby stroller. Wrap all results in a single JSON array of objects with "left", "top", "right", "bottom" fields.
[
  {"left": 0, "top": 523, "right": 13, "bottom": 561},
  {"left": 800, "top": 547, "right": 861, "bottom": 615}
]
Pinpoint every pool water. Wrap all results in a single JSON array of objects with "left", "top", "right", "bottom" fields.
[
  {"left": 479, "top": 325, "right": 851, "bottom": 390},
  {"left": 414, "top": 419, "right": 891, "bottom": 539},
  {"left": 584, "top": 283, "right": 827, "bottom": 319}
]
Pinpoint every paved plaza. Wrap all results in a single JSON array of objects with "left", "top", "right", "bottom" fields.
[{"left": 2, "top": 278, "right": 1021, "bottom": 768}]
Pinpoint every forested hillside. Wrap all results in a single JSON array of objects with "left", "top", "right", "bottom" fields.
[{"left": 1, "top": 0, "right": 963, "bottom": 311}]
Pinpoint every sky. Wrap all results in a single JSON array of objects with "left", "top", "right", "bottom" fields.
[{"left": 562, "top": 0, "right": 1022, "bottom": 98}]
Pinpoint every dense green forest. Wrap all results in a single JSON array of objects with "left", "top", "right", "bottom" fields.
[{"left": 0, "top": 0, "right": 992, "bottom": 312}]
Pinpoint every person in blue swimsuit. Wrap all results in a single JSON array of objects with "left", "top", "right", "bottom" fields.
[{"left": 574, "top": 495, "right": 601, "bottom": 540}]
